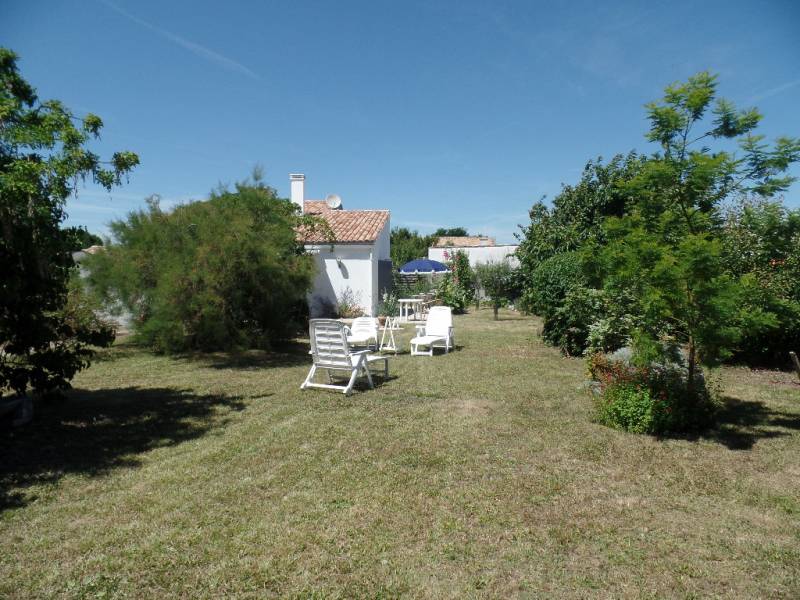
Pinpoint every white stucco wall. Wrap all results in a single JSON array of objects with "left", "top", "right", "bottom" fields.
[
  {"left": 374, "top": 218, "right": 390, "bottom": 260},
  {"left": 306, "top": 243, "right": 377, "bottom": 317},
  {"left": 428, "top": 245, "right": 520, "bottom": 267}
]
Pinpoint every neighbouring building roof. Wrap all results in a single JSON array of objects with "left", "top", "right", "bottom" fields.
[
  {"left": 299, "top": 199, "right": 389, "bottom": 244},
  {"left": 433, "top": 235, "right": 496, "bottom": 247}
]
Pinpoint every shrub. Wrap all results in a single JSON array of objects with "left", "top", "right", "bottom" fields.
[
  {"left": 588, "top": 350, "right": 717, "bottom": 435},
  {"left": 337, "top": 287, "right": 365, "bottom": 318},
  {"left": 436, "top": 276, "right": 470, "bottom": 314},
  {"left": 721, "top": 199, "right": 800, "bottom": 365},
  {"left": 596, "top": 382, "right": 659, "bottom": 435},
  {"left": 542, "top": 287, "right": 603, "bottom": 356},
  {"left": 86, "top": 178, "right": 316, "bottom": 353},
  {"left": 525, "top": 251, "right": 585, "bottom": 316}
]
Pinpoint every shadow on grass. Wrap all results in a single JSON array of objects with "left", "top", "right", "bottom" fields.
[
  {"left": 0, "top": 386, "right": 246, "bottom": 512},
  {"left": 198, "top": 340, "right": 311, "bottom": 370},
  {"left": 701, "top": 396, "right": 800, "bottom": 450}
]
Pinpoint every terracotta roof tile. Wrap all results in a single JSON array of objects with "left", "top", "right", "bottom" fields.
[
  {"left": 433, "top": 236, "right": 496, "bottom": 247},
  {"left": 298, "top": 200, "right": 389, "bottom": 244}
]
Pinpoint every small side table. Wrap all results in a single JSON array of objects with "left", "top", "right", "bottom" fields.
[{"left": 379, "top": 317, "right": 400, "bottom": 353}]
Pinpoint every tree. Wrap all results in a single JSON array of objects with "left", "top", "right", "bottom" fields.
[
  {"left": 86, "top": 176, "right": 317, "bottom": 353},
  {"left": 0, "top": 48, "right": 139, "bottom": 397},
  {"left": 433, "top": 227, "right": 468, "bottom": 237},
  {"left": 475, "top": 261, "right": 515, "bottom": 320},
  {"left": 65, "top": 225, "right": 103, "bottom": 251},
  {"left": 593, "top": 72, "right": 800, "bottom": 392},
  {"left": 390, "top": 227, "right": 434, "bottom": 268},
  {"left": 515, "top": 153, "right": 645, "bottom": 313}
]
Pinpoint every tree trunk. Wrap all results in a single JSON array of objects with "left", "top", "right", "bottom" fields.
[
  {"left": 687, "top": 337, "right": 696, "bottom": 398},
  {"left": 493, "top": 304, "right": 499, "bottom": 320}
]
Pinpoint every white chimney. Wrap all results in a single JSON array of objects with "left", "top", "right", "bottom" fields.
[{"left": 290, "top": 173, "right": 305, "bottom": 211}]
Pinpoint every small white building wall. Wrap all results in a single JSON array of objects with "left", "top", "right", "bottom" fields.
[
  {"left": 428, "top": 245, "right": 520, "bottom": 267},
  {"left": 374, "top": 218, "right": 390, "bottom": 260},
  {"left": 307, "top": 243, "right": 377, "bottom": 317}
]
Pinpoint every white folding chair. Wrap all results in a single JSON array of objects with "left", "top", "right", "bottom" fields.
[{"left": 301, "top": 319, "right": 389, "bottom": 395}]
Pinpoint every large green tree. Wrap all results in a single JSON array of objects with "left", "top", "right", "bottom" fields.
[
  {"left": 516, "top": 152, "right": 645, "bottom": 314},
  {"left": 86, "top": 176, "right": 318, "bottom": 353},
  {"left": 433, "top": 227, "right": 468, "bottom": 237},
  {"left": 594, "top": 72, "right": 799, "bottom": 390},
  {"left": 0, "top": 48, "right": 139, "bottom": 396},
  {"left": 389, "top": 227, "right": 435, "bottom": 268}
]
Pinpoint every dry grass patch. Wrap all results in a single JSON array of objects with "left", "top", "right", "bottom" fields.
[{"left": 1, "top": 308, "right": 799, "bottom": 598}]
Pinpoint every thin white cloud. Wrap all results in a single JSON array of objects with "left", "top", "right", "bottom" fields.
[
  {"left": 72, "top": 190, "right": 201, "bottom": 209},
  {"left": 747, "top": 78, "right": 800, "bottom": 104},
  {"left": 68, "top": 201, "right": 124, "bottom": 213},
  {"left": 101, "top": 1, "right": 259, "bottom": 80}
]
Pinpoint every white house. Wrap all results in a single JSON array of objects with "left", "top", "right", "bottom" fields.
[
  {"left": 428, "top": 236, "right": 519, "bottom": 267},
  {"left": 292, "top": 174, "right": 391, "bottom": 317}
]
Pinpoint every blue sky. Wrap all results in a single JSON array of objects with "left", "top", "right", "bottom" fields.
[{"left": 3, "top": 0, "right": 799, "bottom": 242}]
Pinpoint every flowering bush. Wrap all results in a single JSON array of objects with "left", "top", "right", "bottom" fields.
[
  {"left": 588, "top": 350, "right": 717, "bottom": 435},
  {"left": 437, "top": 250, "right": 475, "bottom": 313},
  {"left": 436, "top": 276, "right": 470, "bottom": 313}
]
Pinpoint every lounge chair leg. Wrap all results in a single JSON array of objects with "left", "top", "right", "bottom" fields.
[
  {"left": 344, "top": 369, "right": 359, "bottom": 395},
  {"left": 301, "top": 365, "right": 316, "bottom": 389},
  {"left": 363, "top": 364, "right": 374, "bottom": 389}
]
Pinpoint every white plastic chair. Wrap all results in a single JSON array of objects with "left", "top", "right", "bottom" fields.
[
  {"left": 409, "top": 306, "right": 454, "bottom": 356},
  {"left": 301, "top": 319, "right": 389, "bottom": 395},
  {"left": 345, "top": 317, "right": 378, "bottom": 349}
]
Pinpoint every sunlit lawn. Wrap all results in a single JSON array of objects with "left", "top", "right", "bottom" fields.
[{"left": 1, "top": 309, "right": 799, "bottom": 598}]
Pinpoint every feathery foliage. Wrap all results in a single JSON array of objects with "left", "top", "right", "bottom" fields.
[{"left": 86, "top": 176, "right": 317, "bottom": 353}]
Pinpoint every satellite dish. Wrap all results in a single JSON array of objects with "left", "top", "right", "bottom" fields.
[{"left": 325, "top": 193, "right": 342, "bottom": 209}]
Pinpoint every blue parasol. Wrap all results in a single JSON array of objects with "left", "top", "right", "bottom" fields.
[{"left": 398, "top": 258, "right": 449, "bottom": 274}]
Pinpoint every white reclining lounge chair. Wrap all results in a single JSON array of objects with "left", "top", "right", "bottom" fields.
[
  {"left": 301, "top": 319, "right": 389, "bottom": 395},
  {"left": 410, "top": 306, "right": 454, "bottom": 356},
  {"left": 345, "top": 317, "right": 378, "bottom": 349}
]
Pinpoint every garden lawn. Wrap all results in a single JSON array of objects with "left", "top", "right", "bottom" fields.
[{"left": 1, "top": 309, "right": 799, "bottom": 598}]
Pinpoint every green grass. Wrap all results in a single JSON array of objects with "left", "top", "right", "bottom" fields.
[{"left": 2, "top": 309, "right": 799, "bottom": 598}]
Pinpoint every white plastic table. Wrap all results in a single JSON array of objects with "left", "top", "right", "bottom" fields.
[{"left": 398, "top": 298, "right": 423, "bottom": 321}]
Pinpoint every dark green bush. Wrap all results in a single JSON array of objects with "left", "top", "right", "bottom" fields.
[
  {"left": 86, "top": 178, "right": 316, "bottom": 353},
  {"left": 733, "top": 272, "right": 800, "bottom": 366},
  {"left": 525, "top": 251, "right": 586, "bottom": 316},
  {"left": 541, "top": 287, "right": 603, "bottom": 356}
]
